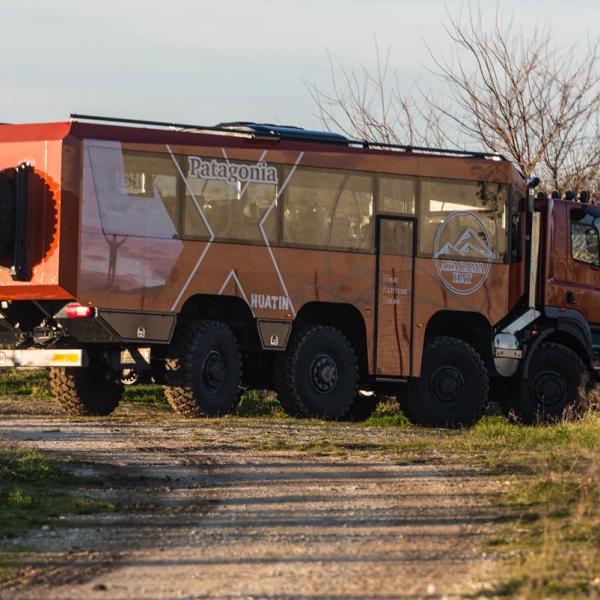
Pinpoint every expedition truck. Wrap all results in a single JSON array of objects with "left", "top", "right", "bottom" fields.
[{"left": 0, "top": 114, "right": 596, "bottom": 427}]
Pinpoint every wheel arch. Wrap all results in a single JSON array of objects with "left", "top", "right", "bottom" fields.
[
  {"left": 424, "top": 310, "right": 493, "bottom": 369},
  {"left": 523, "top": 328, "right": 592, "bottom": 378},
  {"left": 178, "top": 294, "right": 259, "bottom": 352}
]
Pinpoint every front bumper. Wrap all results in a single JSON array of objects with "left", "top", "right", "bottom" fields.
[{"left": 0, "top": 348, "right": 87, "bottom": 368}]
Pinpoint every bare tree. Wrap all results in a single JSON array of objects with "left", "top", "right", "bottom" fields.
[
  {"left": 430, "top": 5, "right": 600, "bottom": 192},
  {"left": 305, "top": 40, "right": 446, "bottom": 148},
  {"left": 308, "top": 5, "right": 600, "bottom": 194}
]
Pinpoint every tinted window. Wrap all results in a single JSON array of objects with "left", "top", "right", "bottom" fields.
[
  {"left": 283, "top": 168, "right": 373, "bottom": 250},
  {"left": 379, "top": 176, "right": 416, "bottom": 215},
  {"left": 419, "top": 179, "right": 508, "bottom": 262},
  {"left": 86, "top": 142, "right": 179, "bottom": 239},
  {"left": 571, "top": 210, "right": 600, "bottom": 266},
  {"left": 182, "top": 155, "right": 278, "bottom": 242},
  {"left": 379, "top": 220, "right": 414, "bottom": 256}
]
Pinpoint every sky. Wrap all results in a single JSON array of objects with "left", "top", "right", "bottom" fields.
[{"left": 1, "top": 0, "right": 598, "bottom": 130}]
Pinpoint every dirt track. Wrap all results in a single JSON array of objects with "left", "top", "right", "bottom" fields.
[{"left": 0, "top": 398, "right": 500, "bottom": 600}]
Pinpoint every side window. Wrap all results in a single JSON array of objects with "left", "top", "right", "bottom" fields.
[
  {"left": 283, "top": 167, "right": 373, "bottom": 251},
  {"left": 571, "top": 211, "right": 600, "bottom": 266},
  {"left": 419, "top": 179, "right": 508, "bottom": 263},
  {"left": 182, "top": 155, "right": 278, "bottom": 242},
  {"left": 379, "top": 176, "right": 416, "bottom": 215},
  {"left": 86, "top": 141, "right": 180, "bottom": 239}
]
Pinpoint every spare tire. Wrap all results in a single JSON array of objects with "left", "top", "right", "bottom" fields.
[{"left": 0, "top": 172, "right": 16, "bottom": 254}]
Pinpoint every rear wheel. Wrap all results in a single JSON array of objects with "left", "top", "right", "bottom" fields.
[
  {"left": 163, "top": 319, "right": 242, "bottom": 417},
  {"left": 50, "top": 360, "right": 122, "bottom": 417},
  {"left": 400, "top": 336, "right": 488, "bottom": 428},
  {"left": 510, "top": 342, "right": 589, "bottom": 424},
  {"left": 274, "top": 325, "right": 358, "bottom": 420}
]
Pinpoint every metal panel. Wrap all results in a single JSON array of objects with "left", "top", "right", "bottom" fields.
[
  {"left": 98, "top": 310, "right": 176, "bottom": 343},
  {"left": 257, "top": 320, "right": 292, "bottom": 350}
]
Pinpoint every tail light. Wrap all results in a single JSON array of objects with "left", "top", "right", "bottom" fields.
[{"left": 65, "top": 303, "right": 95, "bottom": 319}]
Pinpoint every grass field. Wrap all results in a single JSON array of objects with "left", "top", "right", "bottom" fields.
[{"left": 1, "top": 369, "right": 599, "bottom": 597}]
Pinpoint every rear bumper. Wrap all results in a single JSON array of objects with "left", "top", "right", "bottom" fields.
[{"left": 0, "top": 348, "right": 87, "bottom": 368}]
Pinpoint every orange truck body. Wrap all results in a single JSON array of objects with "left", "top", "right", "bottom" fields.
[{"left": 0, "top": 116, "right": 597, "bottom": 424}]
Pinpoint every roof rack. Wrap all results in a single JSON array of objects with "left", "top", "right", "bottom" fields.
[
  {"left": 69, "top": 114, "right": 505, "bottom": 160},
  {"left": 355, "top": 140, "right": 505, "bottom": 160},
  {"left": 70, "top": 113, "right": 256, "bottom": 138},
  {"left": 216, "top": 121, "right": 349, "bottom": 144}
]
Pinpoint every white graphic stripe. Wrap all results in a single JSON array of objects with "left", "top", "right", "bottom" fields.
[
  {"left": 259, "top": 152, "right": 304, "bottom": 317},
  {"left": 218, "top": 269, "right": 254, "bottom": 315},
  {"left": 220, "top": 148, "right": 268, "bottom": 198},
  {"left": 168, "top": 146, "right": 303, "bottom": 317},
  {"left": 167, "top": 144, "right": 215, "bottom": 311}
]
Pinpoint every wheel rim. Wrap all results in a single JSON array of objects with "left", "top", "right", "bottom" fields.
[
  {"left": 310, "top": 353, "right": 338, "bottom": 393},
  {"left": 532, "top": 370, "right": 567, "bottom": 409},
  {"left": 121, "top": 369, "right": 139, "bottom": 385},
  {"left": 202, "top": 350, "right": 226, "bottom": 391},
  {"left": 430, "top": 366, "right": 465, "bottom": 404}
]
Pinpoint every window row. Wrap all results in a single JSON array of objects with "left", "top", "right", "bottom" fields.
[{"left": 86, "top": 144, "right": 512, "bottom": 262}]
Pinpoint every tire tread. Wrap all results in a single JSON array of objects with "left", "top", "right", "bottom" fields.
[{"left": 163, "top": 319, "right": 242, "bottom": 418}]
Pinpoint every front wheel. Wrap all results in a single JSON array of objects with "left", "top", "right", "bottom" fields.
[
  {"left": 510, "top": 342, "right": 590, "bottom": 424},
  {"left": 400, "top": 336, "right": 488, "bottom": 428}
]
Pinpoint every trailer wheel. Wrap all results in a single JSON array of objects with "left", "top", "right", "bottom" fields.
[
  {"left": 49, "top": 364, "right": 122, "bottom": 416},
  {"left": 163, "top": 319, "right": 242, "bottom": 417},
  {"left": 401, "top": 336, "right": 488, "bottom": 428},
  {"left": 274, "top": 325, "right": 358, "bottom": 420},
  {"left": 511, "top": 342, "right": 590, "bottom": 424},
  {"left": 0, "top": 172, "right": 16, "bottom": 254}
]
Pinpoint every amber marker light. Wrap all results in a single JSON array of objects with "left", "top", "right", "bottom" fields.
[
  {"left": 65, "top": 303, "right": 95, "bottom": 319},
  {"left": 51, "top": 352, "right": 81, "bottom": 364}
]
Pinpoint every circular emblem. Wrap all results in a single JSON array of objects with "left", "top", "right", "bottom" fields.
[
  {"left": 0, "top": 352, "right": 6, "bottom": 365},
  {"left": 433, "top": 211, "right": 493, "bottom": 295}
]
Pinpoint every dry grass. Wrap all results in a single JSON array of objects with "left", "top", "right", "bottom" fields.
[{"left": 1, "top": 370, "right": 600, "bottom": 596}]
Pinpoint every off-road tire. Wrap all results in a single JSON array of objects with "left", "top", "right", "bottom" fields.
[
  {"left": 274, "top": 325, "right": 358, "bottom": 420},
  {"left": 163, "top": 319, "right": 242, "bottom": 418},
  {"left": 0, "top": 172, "right": 16, "bottom": 254},
  {"left": 272, "top": 353, "right": 304, "bottom": 417},
  {"left": 49, "top": 364, "right": 122, "bottom": 416},
  {"left": 510, "top": 342, "right": 590, "bottom": 424},
  {"left": 400, "top": 336, "right": 489, "bottom": 428}
]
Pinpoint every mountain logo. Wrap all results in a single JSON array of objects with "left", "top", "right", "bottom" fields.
[{"left": 433, "top": 211, "right": 494, "bottom": 295}]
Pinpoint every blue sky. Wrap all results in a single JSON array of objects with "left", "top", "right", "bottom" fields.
[{"left": 1, "top": 0, "right": 598, "bottom": 129}]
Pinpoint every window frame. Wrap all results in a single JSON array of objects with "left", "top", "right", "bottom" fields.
[
  {"left": 570, "top": 208, "right": 600, "bottom": 268},
  {"left": 416, "top": 176, "right": 511, "bottom": 264},
  {"left": 179, "top": 155, "right": 281, "bottom": 246},
  {"left": 89, "top": 144, "right": 183, "bottom": 240},
  {"left": 279, "top": 164, "right": 376, "bottom": 254},
  {"left": 376, "top": 173, "right": 418, "bottom": 217}
]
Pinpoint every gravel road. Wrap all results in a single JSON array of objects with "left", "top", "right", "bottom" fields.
[{"left": 0, "top": 398, "right": 499, "bottom": 600}]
